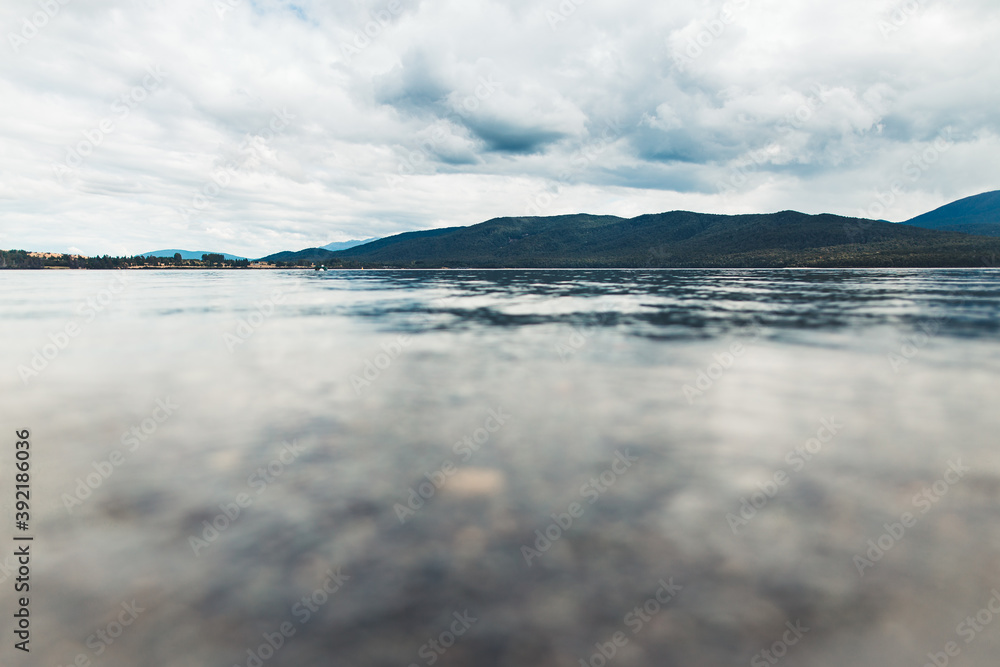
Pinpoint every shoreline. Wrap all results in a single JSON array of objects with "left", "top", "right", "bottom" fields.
[{"left": 2, "top": 265, "right": 998, "bottom": 272}]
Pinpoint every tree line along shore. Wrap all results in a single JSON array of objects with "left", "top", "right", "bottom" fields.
[{"left": 0, "top": 250, "right": 354, "bottom": 270}]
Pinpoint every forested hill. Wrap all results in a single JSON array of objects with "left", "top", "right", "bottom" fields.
[
  {"left": 903, "top": 190, "right": 1000, "bottom": 237},
  {"left": 263, "top": 210, "right": 1000, "bottom": 268}
]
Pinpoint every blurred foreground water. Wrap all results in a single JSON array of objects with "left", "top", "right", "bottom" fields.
[{"left": 2, "top": 268, "right": 1000, "bottom": 667}]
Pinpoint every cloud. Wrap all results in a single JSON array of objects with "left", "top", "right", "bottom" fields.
[{"left": 0, "top": 0, "right": 997, "bottom": 257}]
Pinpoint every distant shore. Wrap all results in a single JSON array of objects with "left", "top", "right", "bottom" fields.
[
  {"left": 0, "top": 250, "right": 310, "bottom": 270},
  {"left": 4, "top": 248, "right": 999, "bottom": 270}
]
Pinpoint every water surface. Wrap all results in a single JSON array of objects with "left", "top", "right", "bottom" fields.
[{"left": 2, "top": 268, "right": 999, "bottom": 666}]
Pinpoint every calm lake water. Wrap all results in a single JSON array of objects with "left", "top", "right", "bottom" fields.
[{"left": 3, "top": 268, "right": 1000, "bottom": 667}]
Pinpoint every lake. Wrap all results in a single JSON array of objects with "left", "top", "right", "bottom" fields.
[{"left": 3, "top": 268, "right": 1000, "bottom": 666}]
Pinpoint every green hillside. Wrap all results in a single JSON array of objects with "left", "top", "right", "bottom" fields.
[
  {"left": 903, "top": 190, "right": 1000, "bottom": 237},
  {"left": 263, "top": 210, "right": 1000, "bottom": 268}
]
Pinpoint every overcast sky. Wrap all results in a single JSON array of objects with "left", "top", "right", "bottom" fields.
[{"left": 1, "top": 0, "right": 997, "bottom": 257}]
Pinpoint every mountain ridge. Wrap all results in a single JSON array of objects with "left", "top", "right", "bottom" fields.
[
  {"left": 320, "top": 238, "right": 380, "bottom": 251},
  {"left": 903, "top": 190, "right": 1000, "bottom": 237},
  {"left": 142, "top": 249, "right": 247, "bottom": 261},
  {"left": 136, "top": 190, "right": 1000, "bottom": 267},
  {"left": 260, "top": 208, "right": 1000, "bottom": 268}
]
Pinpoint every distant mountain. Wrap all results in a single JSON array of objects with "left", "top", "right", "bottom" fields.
[
  {"left": 902, "top": 190, "right": 1000, "bottom": 237},
  {"left": 320, "top": 238, "right": 379, "bottom": 251},
  {"left": 262, "top": 247, "right": 342, "bottom": 263},
  {"left": 261, "top": 228, "right": 458, "bottom": 263},
  {"left": 142, "top": 249, "right": 247, "bottom": 260},
  {"left": 261, "top": 211, "right": 1000, "bottom": 268}
]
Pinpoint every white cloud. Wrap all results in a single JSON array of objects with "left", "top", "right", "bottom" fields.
[{"left": 0, "top": 0, "right": 997, "bottom": 257}]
